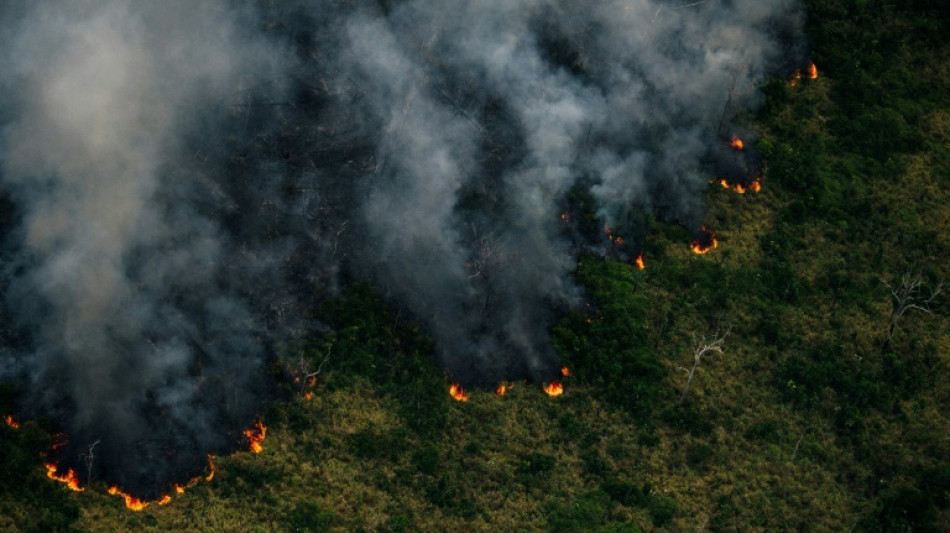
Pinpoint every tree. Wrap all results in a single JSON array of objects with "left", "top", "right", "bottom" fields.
[
  {"left": 678, "top": 327, "right": 730, "bottom": 405},
  {"left": 886, "top": 271, "right": 943, "bottom": 344}
]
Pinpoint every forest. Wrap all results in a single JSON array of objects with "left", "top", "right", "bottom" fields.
[{"left": 1, "top": 0, "right": 949, "bottom": 531}]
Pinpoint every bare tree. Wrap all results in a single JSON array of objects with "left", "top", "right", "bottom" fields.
[
  {"left": 886, "top": 271, "right": 943, "bottom": 344},
  {"left": 81, "top": 439, "right": 101, "bottom": 483},
  {"left": 678, "top": 327, "right": 730, "bottom": 405},
  {"left": 295, "top": 342, "right": 333, "bottom": 399}
]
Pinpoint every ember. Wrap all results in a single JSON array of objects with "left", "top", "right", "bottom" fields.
[{"left": 449, "top": 383, "right": 470, "bottom": 402}]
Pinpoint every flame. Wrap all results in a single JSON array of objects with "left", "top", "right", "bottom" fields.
[
  {"left": 635, "top": 253, "right": 645, "bottom": 270},
  {"left": 561, "top": 366, "right": 571, "bottom": 377},
  {"left": 690, "top": 227, "right": 718, "bottom": 255},
  {"left": 543, "top": 382, "right": 564, "bottom": 397},
  {"left": 174, "top": 484, "right": 187, "bottom": 494},
  {"left": 560, "top": 212, "right": 569, "bottom": 222},
  {"left": 157, "top": 494, "right": 172, "bottom": 506},
  {"left": 496, "top": 382, "right": 512, "bottom": 396},
  {"left": 730, "top": 136, "right": 743, "bottom": 150},
  {"left": 718, "top": 178, "right": 729, "bottom": 188},
  {"left": 244, "top": 421, "right": 267, "bottom": 454},
  {"left": 4, "top": 414, "right": 18, "bottom": 428},
  {"left": 614, "top": 236, "right": 623, "bottom": 245},
  {"left": 108, "top": 486, "right": 148, "bottom": 511},
  {"left": 449, "top": 383, "right": 470, "bottom": 402},
  {"left": 789, "top": 69, "right": 802, "bottom": 86},
  {"left": 750, "top": 177, "right": 762, "bottom": 193},
  {"left": 206, "top": 454, "right": 216, "bottom": 482},
  {"left": 303, "top": 391, "right": 313, "bottom": 401},
  {"left": 808, "top": 62, "right": 818, "bottom": 79},
  {"left": 45, "top": 463, "right": 84, "bottom": 492},
  {"left": 734, "top": 183, "right": 746, "bottom": 194}
]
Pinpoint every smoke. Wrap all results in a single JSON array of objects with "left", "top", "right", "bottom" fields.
[{"left": 0, "top": 0, "right": 804, "bottom": 494}]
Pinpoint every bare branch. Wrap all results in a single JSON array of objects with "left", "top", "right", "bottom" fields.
[
  {"left": 886, "top": 271, "right": 943, "bottom": 343},
  {"left": 678, "top": 327, "right": 730, "bottom": 404}
]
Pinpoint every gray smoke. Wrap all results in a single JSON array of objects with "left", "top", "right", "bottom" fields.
[{"left": 0, "top": 0, "right": 804, "bottom": 494}]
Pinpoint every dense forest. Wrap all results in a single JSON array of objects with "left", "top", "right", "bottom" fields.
[{"left": 2, "top": 0, "right": 949, "bottom": 531}]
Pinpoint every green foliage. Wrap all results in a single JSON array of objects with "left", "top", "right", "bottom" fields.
[{"left": 286, "top": 501, "right": 334, "bottom": 532}]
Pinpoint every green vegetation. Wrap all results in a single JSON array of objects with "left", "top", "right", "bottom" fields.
[{"left": 2, "top": 1, "right": 948, "bottom": 531}]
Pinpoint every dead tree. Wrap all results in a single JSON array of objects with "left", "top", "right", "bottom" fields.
[
  {"left": 886, "top": 271, "right": 943, "bottom": 344},
  {"left": 295, "top": 342, "right": 333, "bottom": 398},
  {"left": 678, "top": 327, "right": 730, "bottom": 405},
  {"left": 81, "top": 439, "right": 101, "bottom": 483}
]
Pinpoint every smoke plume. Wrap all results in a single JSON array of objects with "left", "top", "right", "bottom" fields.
[{"left": 0, "top": 0, "right": 804, "bottom": 494}]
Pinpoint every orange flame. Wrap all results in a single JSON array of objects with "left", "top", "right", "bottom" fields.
[
  {"left": 718, "top": 178, "right": 729, "bottom": 188},
  {"left": 789, "top": 70, "right": 802, "bottom": 86},
  {"left": 730, "top": 136, "right": 743, "bottom": 150},
  {"left": 634, "top": 253, "right": 645, "bottom": 270},
  {"left": 750, "top": 177, "right": 762, "bottom": 193},
  {"left": 561, "top": 366, "right": 571, "bottom": 377},
  {"left": 560, "top": 213, "right": 570, "bottom": 222},
  {"left": 303, "top": 391, "right": 313, "bottom": 401},
  {"left": 449, "top": 383, "right": 470, "bottom": 402},
  {"left": 808, "top": 62, "right": 818, "bottom": 79},
  {"left": 45, "top": 463, "right": 84, "bottom": 492},
  {"left": 690, "top": 227, "right": 718, "bottom": 255},
  {"left": 108, "top": 486, "right": 148, "bottom": 511},
  {"left": 543, "top": 382, "right": 564, "bottom": 397},
  {"left": 496, "top": 382, "right": 512, "bottom": 396},
  {"left": 206, "top": 454, "right": 216, "bottom": 482},
  {"left": 4, "top": 414, "right": 18, "bottom": 429},
  {"left": 244, "top": 421, "right": 267, "bottom": 454},
  {"left": 174, "top": 484, "right": 187, "bottom": 494},
  {"left": 157, "top": 494, "right": 172, "bottom": 506},
  {"left": 734, "top": 183, "right": 746, "bottom": 194}
]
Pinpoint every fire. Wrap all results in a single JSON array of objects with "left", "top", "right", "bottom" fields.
[
  {"left": 750, "top": 177, "right": 762, "bottom": 193},
  {"left": 45, "top": 463, "right": 84, "bottom": 492},
  {"left": 449, "top": 383, "right": 470, "bottom": 402},
  {"left": 561, "top": 366, "right": 571, "bottom": 377},
  {"left": 543, "top": 382, "right": 564, "bottom": 397},
  {"left": 157, "top": 494, "right": 172, "bottom": 506},
  {"left": 303, "top": 391, "right": 313, "bottom": 401},
  {"left": 808, "top": 62, "right": 818, "bottom": 79},
  {"left": 206, "top": 454, "right": 216, "bottom": 482},
  {"left": 108, "top": 486, "right": 148, "bottom": 511},
  {"left": 244, "top": 421, "right": 267, "bottom": 454},
  {"left": 690, "top": 227, "right": 718, "bottom": 255},
  {"left": 730, "top": 136, "right": 743, "bottom": 150},
  {"left": 734, "top": 183, "right": 746, "bottom": 194},
  {"left": 174, "top": 484, "right": 187, "bottom": 494},
  {"left": 560, "top": 212, "right": 569, "bottom": 222},
  {"left": 718, "top": 178, "right": 729, "bottom": 188},
  {"left": 635, "top": 253, "right": 645, "bottom": 270},
  {"left": 496, "top": 382, "right": 513, "bottom": 396},
  {"left": 789, "top": 69, "right": 802, "bottom": 86},
  {"left": 4, "top": 414, "right": 18, "bottom": 428}
]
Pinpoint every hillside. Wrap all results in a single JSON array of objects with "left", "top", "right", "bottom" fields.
[{"left": 2, "top": 1, "right": 949, "bottom": 531}]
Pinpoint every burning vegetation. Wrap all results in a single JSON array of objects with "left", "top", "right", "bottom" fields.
[
  {"left": 45, "top": 463, "right": 84, "bottom": 492},
  {"left": 449, "top": 383, "right": 470, "bottom": 402},
  {"left": 691, "top": 227, "right": 719, "bottom": 255},
  {"left": 544, "top": 382, "right": 565, "bottom": 397},
  {"left": 4, "top": 414, "right": 18, "bottom": 428},
  {"left": 244, "top": 422, "right": 267, "bottom": 454}
]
